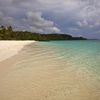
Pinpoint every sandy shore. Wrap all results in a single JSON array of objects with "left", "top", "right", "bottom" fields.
[
  {"left": 0, "top": 40, "right": 36, "bottom": 78},
  {"left": 0, "top": 41, "right": 35, "bottom": 62},
  {"left": 0, "top": 41, "right": 100, "bottom": 100}
]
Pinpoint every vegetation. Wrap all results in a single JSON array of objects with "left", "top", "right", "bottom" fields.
[{"left": 0, "top": 26, "right": 86, "bottom": 41}]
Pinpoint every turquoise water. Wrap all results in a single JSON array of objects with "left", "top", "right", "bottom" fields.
[{"left": 40, "top": 40, "right": 100, "bottom": 75}]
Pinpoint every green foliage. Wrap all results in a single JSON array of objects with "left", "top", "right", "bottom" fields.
[{"left": 0, "top": 26, "right": 86, "bottom": 41}]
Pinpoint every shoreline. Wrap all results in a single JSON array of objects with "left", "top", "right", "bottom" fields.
[
  {"left": 0, "top": 40, "right": 36, "bottom": 62},
  {"left": 0, "top": 41, "right": 36, "bottom": 78},
  {"left": 0, "top": 40, "right": 100, "bottom": 100}
]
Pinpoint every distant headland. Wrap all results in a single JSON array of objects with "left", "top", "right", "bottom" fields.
[{"left": 0, "top": 26, "right": 87, "bottom": 41}]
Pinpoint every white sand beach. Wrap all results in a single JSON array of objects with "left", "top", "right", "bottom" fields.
[{"left": 0, "top": 41, "right": 35, "bottom": 62}]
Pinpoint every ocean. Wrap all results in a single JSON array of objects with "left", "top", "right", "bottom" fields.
[
  {"left": 40, "top": 40, "right": 100, "bottom": 75},
  {"left": 0, "top": 40, "right": 100, "bottom": 100}
]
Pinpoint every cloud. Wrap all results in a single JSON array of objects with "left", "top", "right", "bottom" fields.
[
  {"left": 23, "top": 11, "right": 61, "bottom": 33},
  {"left": 0, "top": 0, "right": 100, "bottom": 38},
  {"left": 0, "top": 0, "right": 61, "bottom": 33}
]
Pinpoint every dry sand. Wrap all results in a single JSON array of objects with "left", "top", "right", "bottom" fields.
[{"left": 0, "top": 41, "right": 35, "bottom": 62}]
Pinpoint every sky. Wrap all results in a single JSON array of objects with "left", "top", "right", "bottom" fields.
[{"left": 0, "top": 0, "right": 100, "bottom": 39}]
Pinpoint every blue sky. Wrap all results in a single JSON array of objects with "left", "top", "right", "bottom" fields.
[{"left": 0, "top": 0, "right": 100, "bottom": 39}]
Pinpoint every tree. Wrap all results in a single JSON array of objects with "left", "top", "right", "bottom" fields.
[
  {"left": 7, "top": 26, "right": 13, "bottom": 33},
  {"left": 0, "top": 26, "right": 6, "bottom": 39}
]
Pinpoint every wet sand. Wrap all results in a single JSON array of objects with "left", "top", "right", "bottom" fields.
[{"left": 0, "top": 41, "right": 100, "bottom": 100}]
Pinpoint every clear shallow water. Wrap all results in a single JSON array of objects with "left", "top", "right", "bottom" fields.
[
  {"left": 0, "top": 40, "right": 100, "bottom": 100},
  {"left": 40, "top": 40, "right": 100, "bottom": 75}
]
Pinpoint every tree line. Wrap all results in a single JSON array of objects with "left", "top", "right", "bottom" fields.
[{"left": 0, "top": 26, "right": 86, "bottom": 41}]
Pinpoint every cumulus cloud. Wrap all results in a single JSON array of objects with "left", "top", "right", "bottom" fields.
[
  {"left": 0, "top": 0, "right": 100, "bottom": 38},
  {"left": 0, "top": 0, "right": 61, "bottom": 33}
]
